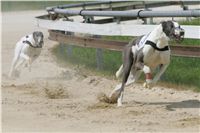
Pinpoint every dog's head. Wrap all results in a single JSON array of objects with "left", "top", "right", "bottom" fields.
[
  {"left": 33, "top": 31, "right": 44, "bottom": 48},
  {"left": 161, "top": 20, "right": 185, "bottom": 41}
]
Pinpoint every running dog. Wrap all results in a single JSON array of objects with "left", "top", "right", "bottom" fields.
[
  {"left": 9, "top": 31, "right": 44, "bottom": 77},
  {"left": 110, "top": 20, "right": 184, "bottom": 106}
]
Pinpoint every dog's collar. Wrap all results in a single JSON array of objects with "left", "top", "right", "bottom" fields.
[
  {"left": 23, "top": 40, "right": 42, "bottom": 48},
  {"left": 145, "top": 40, "right": 169, "bottom": 51}
]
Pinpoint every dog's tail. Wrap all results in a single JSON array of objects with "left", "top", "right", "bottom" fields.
[{"left": 115, "top": 65, "right": 123, "bottom": 78}]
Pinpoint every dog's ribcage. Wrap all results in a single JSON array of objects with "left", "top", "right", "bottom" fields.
[
  {"left": 143, "top": 46, "right": 170, "bottom": 69},
  {"left": 15, "top": 37, "right": 42, "bottom": 61}
]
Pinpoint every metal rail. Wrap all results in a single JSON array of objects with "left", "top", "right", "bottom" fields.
[
  {"left": 46, "top": 1, "right": 200, "bottom": 12},
  {"left": 46, "top": 1, "right": 123, "bottom": 11},
  {"left": 53, "top": 9, "right": 200, "bottom": 17},
  {"left": 49, "top": 30, "right": 200, "bottom": 58},
  {"left": 46, "top": 1, "right": 200, "bottom": 18}
]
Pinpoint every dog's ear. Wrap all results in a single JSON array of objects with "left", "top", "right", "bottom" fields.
[
  {"left": 161, "top": 21, "right": 173, "bottom": 36},
  {"left": 33, "top": 31, "right": 43, "bottom": 40},
  {"left": 161, "top": 21, "right": 167, "bottom": 33},
  {"left": 33, "top": 31, "right": 38, "bottom": 42},
  {"left": 161, "top": 21, "right": 166, "bottom": 26},
  {"left": 33, "top": 31, "right": 36, "bottom": 38},
  {"left": 33, "top": 31, "right": 43, "bottom": 37}
]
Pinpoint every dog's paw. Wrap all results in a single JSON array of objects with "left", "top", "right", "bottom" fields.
[
  {"left": 143, "top": 82, "right": 153, "bottom": 89},
  {"left": 117, "top": 100, "right": 123, "bottom": 107}
]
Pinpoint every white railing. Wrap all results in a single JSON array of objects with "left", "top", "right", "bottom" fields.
[{"left": 36, "top": 18, "right": 200, "bottom": 39}]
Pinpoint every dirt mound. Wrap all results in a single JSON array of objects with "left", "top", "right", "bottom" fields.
[
  {"left": 87, "top": 102, "right": 114, "bottom": 110},
  {"left": 44, "top": 83, "right": 69, "bottom": 99}
]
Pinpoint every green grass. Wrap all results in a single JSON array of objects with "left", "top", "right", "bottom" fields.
[
  {"left": 170, "top": 38, "right": 200, "bottom": 46},
  {"left": 179, "top": 18, "right": 200, "bottom": 25},
  {"left": 52, "top": 44, "right": 200, "bottom": 91},
  {"left": 104, "top": 36, "right": 133, "bottom": 42},
  {"left": 162, "top": 57, "right": 200, "bottom": 91},
  {"left": 52, "top": 44, "right": 122, "bottom": 76},
  {"left": 105, "top": 36, "right": 200, "bottom": 46}
]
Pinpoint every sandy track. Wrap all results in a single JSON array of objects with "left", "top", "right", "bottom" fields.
[{"left": 1, "top": 10, "right": 200, "bottom": 132}]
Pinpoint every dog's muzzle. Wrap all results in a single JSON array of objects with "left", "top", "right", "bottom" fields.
[
  {"left": 173, "top": 27, "right": 185, "bottom": 41},
  {"left": 38, "top": 40, "right": 44, "bottom": 48}
]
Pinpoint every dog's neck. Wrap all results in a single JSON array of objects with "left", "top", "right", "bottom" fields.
[
  {"left": 148, "top": 24, "right": 169, "bottom": 49},
  {"left": 27, "top": 34, "right": 35, "bottom": 45}
]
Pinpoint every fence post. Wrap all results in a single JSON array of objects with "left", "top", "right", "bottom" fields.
[
  {"left": 96, "top": 48, "right": 103, "bottom": 70},
  {"left": 143, "top": 8, "right": 154, "bottom": 24},
  {"left": 67, "top": 45, "right": 73, "bottom": 58},
  {"left": 65, "top": 31, "right": 74, "bottom": 58},
  {"left": 94, "top": 35, "right": 103, "bottom": 70},
  {"left": 60, "top": 43, "right": 65, "bottom": 55},
  {"left": 143, "top": 17, "right": 154, "bottom": 24},
  {"left": 183, "top": 6, "right": 191, "bottom": 21}
]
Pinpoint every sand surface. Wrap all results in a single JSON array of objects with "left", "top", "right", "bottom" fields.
[{"left": 1, "top": 10, "right": 200, "bottom": 132}]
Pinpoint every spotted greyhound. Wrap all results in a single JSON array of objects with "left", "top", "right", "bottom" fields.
[{"left": 109, "top": 20, "right": 185, "bottom": 106}]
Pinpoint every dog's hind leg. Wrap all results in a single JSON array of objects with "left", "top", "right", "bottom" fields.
[
  {"left": 19, "top": 53, "right": 32, "bottom": 71},
  {"left": 9, "top": 56, "right": 19, "bottom": 77},
  {"left": 110, "top": 46, "right": 134, "bottom": 106},
  {"left": 14, "top": 58, "right": 25, "bottom": 70},
  {"left": 130, "top": 70, "right": 142, "bottom": 83},
  {"left": 115, "top": 65, "right": 140, "bottom": 84},
  {"left": 118, "top": 55, "right": 133, "bottom": 106}
]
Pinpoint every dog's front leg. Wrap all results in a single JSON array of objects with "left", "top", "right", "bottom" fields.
[
  {"left": 152, "top": 64, "right": 169, "bottom": 84},
  {"left": 143, "top": 65, "right": 153, "bottom": 89}
]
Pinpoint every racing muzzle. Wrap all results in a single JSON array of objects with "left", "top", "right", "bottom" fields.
[{"left": 173, "top": 27, "right": 185, "bottom": 41}]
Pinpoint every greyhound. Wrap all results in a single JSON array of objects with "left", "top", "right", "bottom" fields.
[
  {"left": 109, "top": 20, "right": 184, "bottom": 106},
  {"left": 9, "top": 31, "right": 44, "bottom": 77}
]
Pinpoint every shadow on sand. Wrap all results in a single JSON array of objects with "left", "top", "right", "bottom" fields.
[{"left": 134, "top": 99, "right": 200, "bottom": 111}]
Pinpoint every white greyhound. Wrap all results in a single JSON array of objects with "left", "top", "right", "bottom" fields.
[
  {"left": 109, "top": 20, "right": 185, "bottom": 106},
  {"left": 9, "top": 31, "right": 44, "bottom": 77}
]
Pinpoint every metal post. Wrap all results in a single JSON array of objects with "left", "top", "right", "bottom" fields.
[
  {"left": 60, "top": 43, "right": 65, "bottom": 55},
  {"left": 149, "top": 17, "right": 154, "bottom": 24},
  {"left": 96, "top": 48, "right": 103, "bottom": 70},
  {"left": 113, "top": 17, "right": 121, "bottom": 24},
  {"left": 65, "top": 31, "right": 74, "bottom": 58},
  {"left": 67, "top": 45, "right": 73, "bottom": 58},
  {"left": 145, "top": 17, "right": 154, "bottom": 24},
  {"left": 143, "top": 8, "right": 154, "bottom": 24},
  {"left": 94, "top": 35, "right": 103, "bottom": 70},
  {"left": 183, "top": 6, "right": 191, "bottom": 21}
]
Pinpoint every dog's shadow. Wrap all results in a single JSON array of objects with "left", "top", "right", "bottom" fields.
[{"left": 133, "top": 99, "right": 200, "bottom": 111}]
